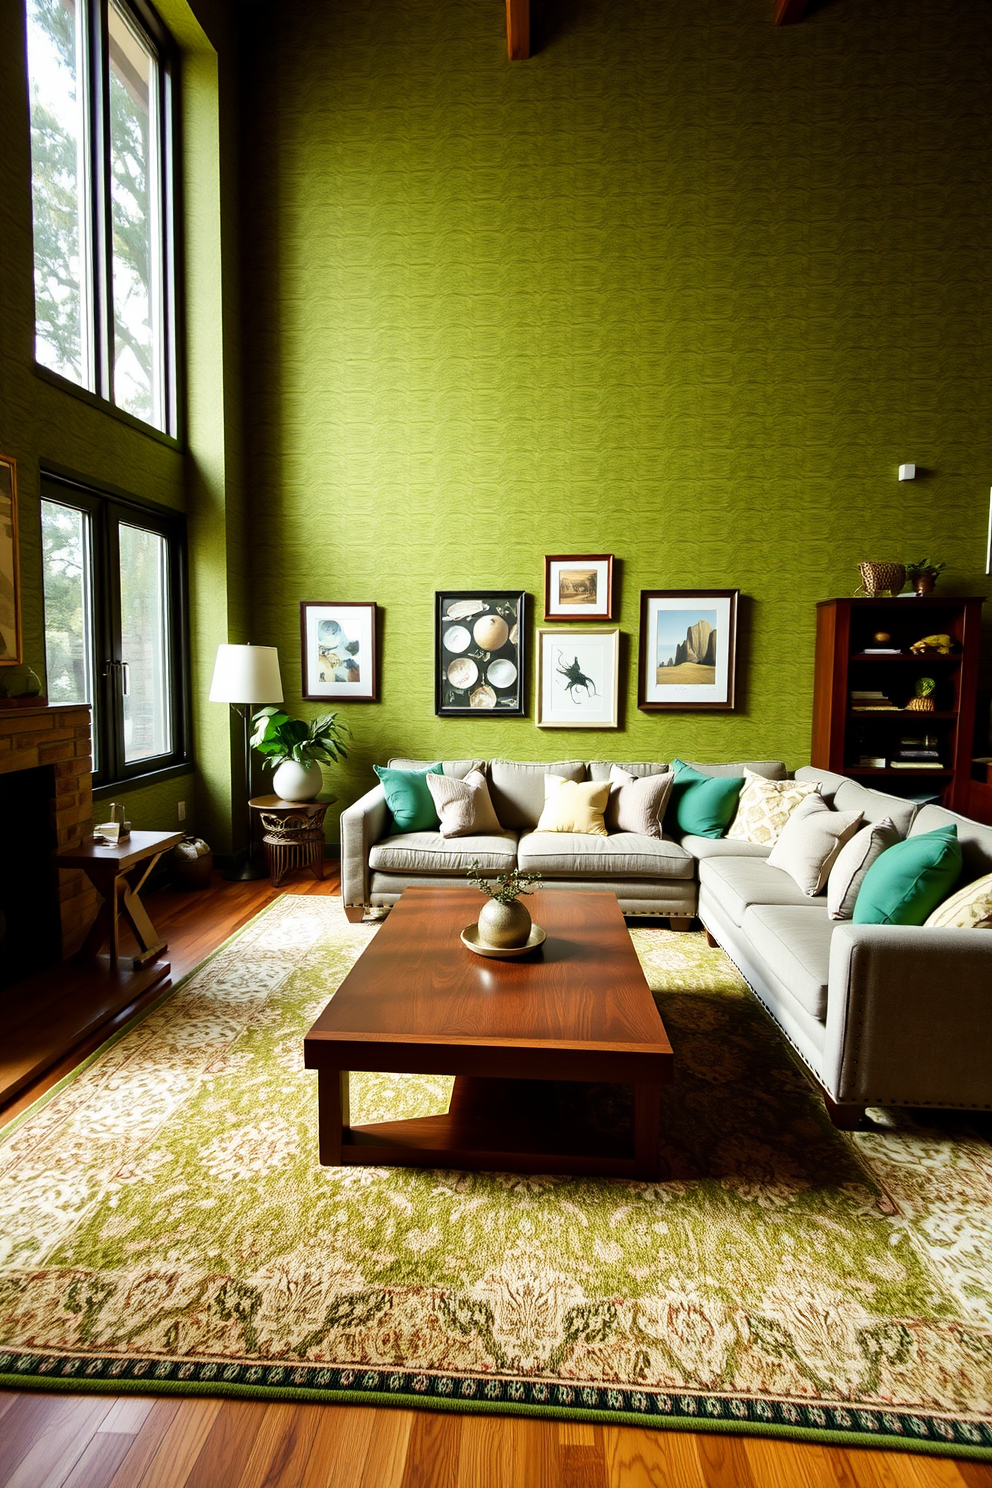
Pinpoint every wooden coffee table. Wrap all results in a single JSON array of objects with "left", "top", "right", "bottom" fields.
[{"left": 304, "top": 886, "right": 673, "bottom": 1179}]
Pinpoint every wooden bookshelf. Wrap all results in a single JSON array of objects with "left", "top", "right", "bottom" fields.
[{"left": 811, "top": 596, "right": 985, "bottom": 812}]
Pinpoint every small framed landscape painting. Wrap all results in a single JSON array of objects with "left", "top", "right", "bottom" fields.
[
  {"left": 638, "top": 589, "right": 738, "bottom": 711},
  {"left": 537, "top": 628, "right": 619, "bottom": 728},
  {"left": 300, "top": 602, "right": 377, "bottom": 702},
  {"left": 0, "top": 454, "right": 22, "bottom": 665},
  {"left": 544, "top": 554, "right": 614, "bottom": 621},
  {"left": 435, "top": 590, "right": 526, "bottom": 716}
]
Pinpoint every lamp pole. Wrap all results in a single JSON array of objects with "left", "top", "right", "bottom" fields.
[{"left": 208, "top": 643, "right": 284, "bottom": 882}]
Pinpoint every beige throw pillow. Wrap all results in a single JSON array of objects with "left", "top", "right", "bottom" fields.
[
  {"left": 767, "top": 796, "right": 864, "bottom": 896},
  {"left": 827, "top": 816, "right": 900, "bottom": 920},
  {"left": 606, "top": 765, "right": 674, "bottom": 837},
  {"left": 426, "top": 769, "right": 503, "bottom": 839},
  {"left": 726, "top": 770, "right": 821, "bottom": 845},
  {"left": 925, "top": 872, "right": 992, "bottom": 929},
  {"left": 536, "top": 776, "right": 610, "bottom": 837}
]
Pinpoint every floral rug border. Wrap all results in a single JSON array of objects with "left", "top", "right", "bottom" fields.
[{"left": 2, "top": 1350, "right": 991, "bottom": 1457}]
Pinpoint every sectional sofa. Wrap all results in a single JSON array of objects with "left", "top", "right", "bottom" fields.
[{"left": 340, "top": 756, "right": 992, "bottom": 1125}]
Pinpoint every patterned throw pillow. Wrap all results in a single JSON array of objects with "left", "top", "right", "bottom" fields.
[
  {"left": 726, "top": 769, "right": 821, "bottom": 846},
  {"left": 925, "top": 871, "right": 992, "bottom": 930}
]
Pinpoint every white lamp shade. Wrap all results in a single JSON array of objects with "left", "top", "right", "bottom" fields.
[{"left": 209, "top": 644, "right": 284, "bottom": 705}]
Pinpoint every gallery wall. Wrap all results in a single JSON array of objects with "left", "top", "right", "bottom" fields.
[{"left": 239, "top": 0, "right": 992, "bottom": 838}]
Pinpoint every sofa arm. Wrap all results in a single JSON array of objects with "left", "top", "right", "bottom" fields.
[
  {"left": 822, "top": 923, "right": 992, "bottom": 1108},
  {"left": 339, "top": 784, "right": 388, "bottom": 921}
]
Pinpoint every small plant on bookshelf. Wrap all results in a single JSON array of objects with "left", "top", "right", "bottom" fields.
[{"left": 905, "top": 559, "right": 946, "bottom": 597}]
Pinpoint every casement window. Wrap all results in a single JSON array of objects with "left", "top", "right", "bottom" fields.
[
  {"left": 41, "top": 474, "right": 189, "bottom": 790},
  {"left": 25, "top": 0, "right": 179, "bottom": 438}
]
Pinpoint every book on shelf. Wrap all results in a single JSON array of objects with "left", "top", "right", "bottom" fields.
[
  {"left": 889, "top": 760, "right": 946, "bottom": 770},
  {"left": 861, "top": 647, "right": 903, "bottom": 654},
  {"left": 895, "top": 750, "right": 941, "bottom": 761},
  {"left": 851, "top": 704, "right": 900, "bottom": 712},
  {"left": 851, "top": 690, "right": 888, "bottom": 698}
]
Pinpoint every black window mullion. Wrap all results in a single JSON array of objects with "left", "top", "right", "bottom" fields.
[{"left": 89, "top": 0, "right": 114, "bottom": 406}]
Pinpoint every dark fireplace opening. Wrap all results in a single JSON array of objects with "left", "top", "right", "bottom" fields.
[{"left": 0, "top": 764, "right": 61, "bottom": 988}]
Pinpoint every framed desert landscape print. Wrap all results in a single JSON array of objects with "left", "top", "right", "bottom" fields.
[
  {"left": 435, "top": 590, "right": 526, "bottom": 716},
  {"left": 300, "top": 602, "right": 377, "bottom": 702},
  {"left": 0, "top": 454, "right": 22, "bottom": 665},
  {"left": 638, "top": 589, "right": 738, "bottom": 711},
  {"left": 537, "top": 628, "right": 619, "bottom": 728},
  {"left": 544, "top": 554, "right": 614, "bottom": 621}
]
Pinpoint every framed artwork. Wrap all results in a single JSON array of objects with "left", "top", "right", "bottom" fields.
[
  {"left": 0, "top": 455, "right": 22, "bottom": 665},
  {"left": 300, "top": 602, "right": 377, "bottom": 702},
  {"left": 544, "top": 554, "right": 614, "bottom": 621},
  {"left": 435, "top": 590, "right": 526, "bottom": 716},
  {"left": 638, "top": 589, "right": 739, "bottom": 711},
  {"left": 537, "top": 628, "right": 619, "bottom": 728}
]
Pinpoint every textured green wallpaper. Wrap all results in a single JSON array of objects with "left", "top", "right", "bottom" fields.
[{"left": 240, "top": 0, "right": 990, "bottom": 840}]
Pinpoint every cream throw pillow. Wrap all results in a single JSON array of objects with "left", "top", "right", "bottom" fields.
[
  {"left": 827, "top": 817, "right": 899, "bottom": 920},
  {"left": 925, "top": 872, "right": 992, "bottom": 929},
  {"left": 426, "top": 769, "right": 503, "bottom": 839},
  {"left": 726, "top": 770, "right": 821, "bottom": 845},
  {"left": 766, "top": 796, "right": 863, "bottom": 896},
  {"left": 536, "top": 776, "right": 610, "bottom": 837},
  {"left": 606, "top": 765, "right": 674, "bottom": 837}
]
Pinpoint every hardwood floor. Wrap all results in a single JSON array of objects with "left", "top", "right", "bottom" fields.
[{"left": 1, "top": 871, "right": 989, "bottom": 1487}]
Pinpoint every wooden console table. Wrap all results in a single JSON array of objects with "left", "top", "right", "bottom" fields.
[
  {"left": 56, "top": 829, "right": 183, "bottom": 972},
  {"left": 249, "top": 796, "right": 334, "bottom": 886}
]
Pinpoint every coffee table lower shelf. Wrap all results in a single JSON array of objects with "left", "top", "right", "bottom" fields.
[{"left": 318, "top": 1072, "right": 665, "bottom": 1180}]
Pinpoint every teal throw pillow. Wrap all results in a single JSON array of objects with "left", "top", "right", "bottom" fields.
[
  {"left": 852, "top": 825, "right": 962, "bottom": 926},
  {"left": 667, "top": 759, "right": 744, "bottom": 839},
  {"left": 373, "top": 762, "right": 444, "bottom": 833}
]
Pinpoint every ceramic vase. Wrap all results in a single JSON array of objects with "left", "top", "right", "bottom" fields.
[
  {"left": 272, "top": 759, "right": 323, "bottom": 801},
  {"left": 478, "top": 897, "right": 532, "bottom": 948}
]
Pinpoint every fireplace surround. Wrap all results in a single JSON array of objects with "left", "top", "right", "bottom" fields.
[{"left": 0, "top": 703, "right": 96, "bottom": 957}]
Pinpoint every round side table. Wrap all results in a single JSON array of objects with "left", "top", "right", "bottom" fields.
[{"left": 249, "top": 795, "right": 335, "bottom": 887}]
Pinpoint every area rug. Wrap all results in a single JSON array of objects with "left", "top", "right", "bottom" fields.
[{"left": 1, "top": 897, "right": 990, "bottom": 1459}]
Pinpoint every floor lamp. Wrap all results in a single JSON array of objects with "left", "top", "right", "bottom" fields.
[{"left": 209, "top": 643, "right": 284, "bottom": 881}]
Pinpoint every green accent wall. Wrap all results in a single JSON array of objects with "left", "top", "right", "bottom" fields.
[{"left": 241, "top": 0, "right": 992, "bottom": 841}]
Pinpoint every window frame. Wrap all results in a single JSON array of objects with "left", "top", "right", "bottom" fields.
[
  {"left": 41, "top": 470, "right": 191, "bottom": 794},
  {"left": 27, "top": 0, "right": 181, "bottom": 441}
]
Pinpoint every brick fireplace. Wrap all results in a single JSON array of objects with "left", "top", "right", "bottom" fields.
[{"left": 0, "top": 703, "right": 96, "bottom": 957}]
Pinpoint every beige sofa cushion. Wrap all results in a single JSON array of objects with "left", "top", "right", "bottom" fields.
[
  {"left": 767, "top": 796, "right": 864, "bottom": 896},
  {"left": 833, "top": 779, "right": 917, "bottom": 837},
  {"left": 744, "top": 904, "right": 834, "bottom": 1022},
  {"left": 537, "top": 776, "right": 610, "bottom": 836},
  {"left": 518, "top": 831, "right": 695, "bottom": 880},
  {"left": 587, "top": 760, "right": 670, "bottom": 780},
  {"left": 698, "top": 857, "right": 820, "bottom": 927},
  {"left": 682, "top": 836, "right": 771, "bottom": 861},
  {"left": 827, "top": 817, "right": 900, "bottom": 920},
  {"left": 369, "top": 830, "right": 517, "bottom": 874},
  {"left": 487, "top": 760, "right": 585, "bottom": 830},
  {"left": 427, "top": 769, "right": 503, "bottom": 838},
  {"left": 389, "top": 757, "right": 484, "bottom": 780},
  {"left": 605, "top": 766, "right": 674, "bottom": 837},
  {"left": 912, "top": 804, "right": 992, "bottom": 882}
]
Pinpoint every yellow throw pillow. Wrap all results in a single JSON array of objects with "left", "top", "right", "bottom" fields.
[
  {"left": 924, "top": 872, "right": 992, "bottom": 929},
  {"left": 726, "top": 770, "right": 821, "bottom": 846},
  {"left": 536, "top": 776, "right": 610, "bottom": 836}
]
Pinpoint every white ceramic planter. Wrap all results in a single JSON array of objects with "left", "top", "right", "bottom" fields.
[{"left": 272, "top": 759, "right": 323, "bottom": 802}]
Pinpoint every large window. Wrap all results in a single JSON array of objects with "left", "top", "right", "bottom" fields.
[
  {"left": 26, "top": 0, "right": 178, "bottom": 436},
  {"left": 41, "top": 475, "right": 189, "bottom": 788}
]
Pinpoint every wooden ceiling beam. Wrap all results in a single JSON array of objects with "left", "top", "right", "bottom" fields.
[
  {"left": 507, "top": 0, "right": 530, "bottom": 59},
  {"left": 775, "top": 0, "right": 809, "bottom": 22}
]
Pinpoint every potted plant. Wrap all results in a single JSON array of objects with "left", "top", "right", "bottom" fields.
[
  {"left": 466, "top": 861, "right": 542, "bottom": 948},
  {"left": 250, "top": 707, "right": 350, "bottom": 801},
  {"left": 905, "top": 559, "right": 946, "bottom": 597}
]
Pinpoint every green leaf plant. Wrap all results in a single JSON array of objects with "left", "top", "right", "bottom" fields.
[{"left": 249, "top": 708, "right": 351, "bottom": 770}]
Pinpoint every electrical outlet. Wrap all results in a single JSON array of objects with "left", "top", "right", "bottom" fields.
[{"left": 178, "top": 801, "right": 186, "bottom": 821}]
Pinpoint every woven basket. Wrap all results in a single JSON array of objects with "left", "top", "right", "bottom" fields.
[{"left": 858, "top": 561, "right": 906, "bottom": 597}]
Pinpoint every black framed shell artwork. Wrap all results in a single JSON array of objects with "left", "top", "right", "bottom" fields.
[{"left": 434, "top": 591, "right": 527, "bottom": 716}]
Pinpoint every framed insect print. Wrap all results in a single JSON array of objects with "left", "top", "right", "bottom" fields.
[
  {"left": 300, "top": 602, "right": 378, "bottom": 702},
  {"left": 537, "top": 628, "right": 619, "bottom": 728},
  {"left": 544, "top": 554, "right": 614, "bottom": 621},
  {"left": 638, "top": 589, "right": 738, "bottom": 711},
  {"left": 435, "top": 590, "right": 526, "bottom": 716}
]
